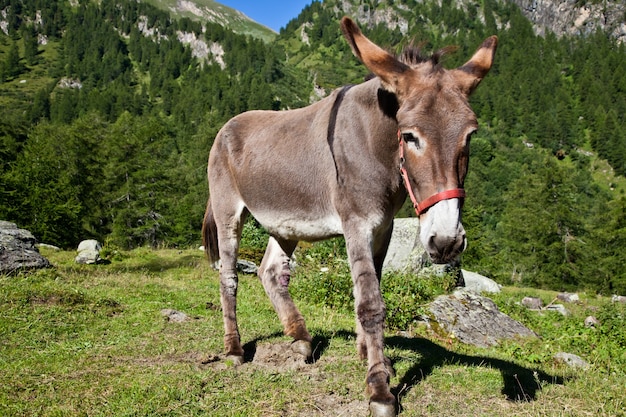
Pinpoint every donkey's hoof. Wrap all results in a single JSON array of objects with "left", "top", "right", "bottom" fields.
[
  {"left": 369, "top": 401, "right": 396, "bottom": 417},
  {"left": 225, "top": 354, "right": 244, "bottom": 366},
  {"left": 291, "top": 340, "right": 312, "bottom": 359}
]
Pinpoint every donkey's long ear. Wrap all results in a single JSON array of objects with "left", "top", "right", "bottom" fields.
[
  {"left": 340, "top": 16, "right": 409, "bottom": 92},
  {"left": 453, "top": 36, "right": 498, "bottom": 95}
]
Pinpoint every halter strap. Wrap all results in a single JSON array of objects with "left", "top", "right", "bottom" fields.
[{"left": 398, "top": 130, "right": 465, "bottom": 216}]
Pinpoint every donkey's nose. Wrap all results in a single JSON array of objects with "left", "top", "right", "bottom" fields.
[{"left": 427, "top": 231, "right": 467, "bottom": 264}]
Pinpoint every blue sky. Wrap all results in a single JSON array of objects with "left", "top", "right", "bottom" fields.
[{"left": 218, "top": 0, "right": 314, "bottom": 32}]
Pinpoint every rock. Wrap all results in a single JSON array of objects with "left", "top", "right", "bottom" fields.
[
  {"left": 237, "top": 259, "right": 258, "bottom": 275},
  {"left": 545, "top": 304, "right": 570, "bottom": 316},
  {"left": 429, "top": 289, "right": 537, "bottom": 348},
  {"left": 161, "top": 309, "right": 190, "bottom": 323},
  {"left": 382, "top": 218, "right": 464, "bottom": 285},
  {"left": 557, "top": 292, "right": 579, "bottom": 303},
  {"left": 554, "top": 352, "right": 590, "bottom": 370},
  {"left": 37, "top": 243, "right": 60, "bottom": 251},
  {"left": 521, "top": 296, "right": 544, "bottom": 310},
  {"left": 511, "top": 0, "right": 626, "bottom": 43},
  {"left": 382, "top": 218, "right": 425, "bottom": 274},
  {"left": 612, "top": 295, "right": 626, "bottom": 304},
  {"left": 75, "top": 239, "right": 103, "bottom": 264},
  {"left": 0, "top": 221, "right": 51, "bottom": 274},
  {"left": 461, "top": 270, "right": 501, "bottom": 293},
  {"left": 77, "top": 239, "right": 102, "bottom": 252},
  {"left": 75, "top": 250, "right": 101, "bottom": 265},
  {"left": 209, "top": 259, "right": 259, "bottom": 274},
  {"left": 584, "top": 316, "right": 600, "bottom": 328}
]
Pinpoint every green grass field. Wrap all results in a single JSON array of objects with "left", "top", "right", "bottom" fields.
[{"left": 1, "top": 247, "right": 624, "bottom": 416}]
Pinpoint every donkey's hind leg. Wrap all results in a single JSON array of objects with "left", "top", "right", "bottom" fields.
[
  {"left": 216, "top": 209, "right": 248, "bottom": 365},
  {"left": 258, "top": 237, "right": 312, "bottom": 358}
]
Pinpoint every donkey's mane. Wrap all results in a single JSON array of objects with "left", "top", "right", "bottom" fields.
[
  {"left": 364, "top": 44, "right": 458, "bottom": 82},
  {"left": 398, "top": 44, "right": 459, "bottom": 68}
]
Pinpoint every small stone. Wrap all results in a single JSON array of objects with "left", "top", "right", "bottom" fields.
[
  {"left": 554, "top": 352, "right": 590, "bottom": 370},
  {"left": 236, "top": 259, "right": 258, "bottom": 274},
  {"left": 161, "top": 309, "right": 189, "bottom": 323},
  {"left": 584, "top": 316, "right": 600, "bottom": 328},
  {"left": 557, "top": 292, "right": 579, "bottom": 303},
  {"left": 75, "top": 239, "right": 103, "bottom": 264},
  {"left": 75, "top": 249, "right": 101, "bottom": 265},
  {"left": 612, "top": 295, "right": 626, "bottom": 304},
  {"left": 521, "top": 296, "right": 543, "bottom": 310},
  {"left": 77, "top": 239, "right": 102, "bottom": 252},
  {"left": 545, "top": 304, "right": 570, "bottom": 316}
]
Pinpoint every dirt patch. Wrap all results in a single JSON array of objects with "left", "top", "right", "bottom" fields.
[
  {"left": 310, "top": 394, "right": 369, "bottom": 416},
  {"left": 200, "top": 341, "right": 370, "bottom": 416},
  {"left": 249, "top": 342, "right": 370, "bottom": 416},
  {"left": 251, "top": 341, "right": 309, "bottom": 371}
]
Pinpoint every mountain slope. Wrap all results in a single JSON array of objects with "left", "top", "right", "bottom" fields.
[
  {"left": 1, "top": 0, "right": 625, "bottom": 293},
  {"left": 144, "top": 0, "right": 277, "bottom": 42},
  {"left": 509, "top": 0, "right": 626, "bottom": 42}
]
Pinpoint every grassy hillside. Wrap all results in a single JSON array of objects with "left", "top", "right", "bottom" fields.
[
  {"left": 1, "top": 247, "right": 624, "bottom": 416},
  {"left": 0, "top": 36, "right": 59, "bottom": 126}
]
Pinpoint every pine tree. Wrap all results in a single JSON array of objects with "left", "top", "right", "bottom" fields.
[{"left": 3, "top": 41, "right": 22, "bottom": 79}]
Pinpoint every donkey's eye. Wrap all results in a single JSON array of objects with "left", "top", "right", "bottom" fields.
[{"left": 402, "top": 132, "right": 421, "bottom": 149}]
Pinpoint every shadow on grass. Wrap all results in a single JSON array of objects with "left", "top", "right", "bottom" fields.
[
  {"left": 241, "top": 331, "right": 288, "bottom": 363},
  {"left": 302, "top": 330, "right": 564, "bottom": 408},
  {"left": 385, "top": 335, "right": 565, "bottom": 404}
]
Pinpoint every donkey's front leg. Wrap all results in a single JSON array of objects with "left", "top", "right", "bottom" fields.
[{"left": 345, "top": 233, "right": 395, "bottom": 417}]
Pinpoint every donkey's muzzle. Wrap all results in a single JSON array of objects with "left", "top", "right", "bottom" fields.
[{"left": 426, "top": 229, "right": 467, "bottom": 265}]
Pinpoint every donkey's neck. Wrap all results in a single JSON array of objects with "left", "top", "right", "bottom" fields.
[{"left": 342, "top": 78, "right": 401, "bottom": 154}]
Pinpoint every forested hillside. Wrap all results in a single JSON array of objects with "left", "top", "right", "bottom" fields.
[{"left": 1, "top": 0, "right": 625, "bottom": 294}]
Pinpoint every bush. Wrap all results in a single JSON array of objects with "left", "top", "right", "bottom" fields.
[
  {"left": 291, "top": 238, "right": 457, "bottom": 329},
  {"left": 291, "top": 238, "right": 353, "bottom": 312},
  {"left": 382, "top": 270, "right": 457, "bottom": 330}
]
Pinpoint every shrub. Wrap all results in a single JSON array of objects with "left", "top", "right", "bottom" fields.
[{"left": 291, "top": 238, "right": 457, "bottom": 329}]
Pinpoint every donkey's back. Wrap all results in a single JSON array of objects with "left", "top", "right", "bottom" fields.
[{"left": 206, "top": 86, "right": 375, "bottom": 245}]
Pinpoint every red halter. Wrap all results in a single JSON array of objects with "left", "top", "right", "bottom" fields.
[{"left": 398, "top": 130, "right": 466, "bottom": 216}]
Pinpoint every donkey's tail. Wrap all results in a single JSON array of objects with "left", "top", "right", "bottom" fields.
[{"left": 202, "top": 199, "right": 220, "bottom": 265}]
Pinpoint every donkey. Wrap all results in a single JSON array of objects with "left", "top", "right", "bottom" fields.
[{"left": 203, "top": 17, "right": 497, "bottom": 417}]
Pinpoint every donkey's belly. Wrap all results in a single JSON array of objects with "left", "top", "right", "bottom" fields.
[{"left": 253, "top": 210, "right": 344, "bottom": 242}]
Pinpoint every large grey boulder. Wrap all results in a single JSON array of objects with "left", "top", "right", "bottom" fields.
[
  {"left": 0, "top": 221, "right": 51, "bottom": 274},
  {"left": 382, "top": 218, "right": 425, "bottom": 273},
  {"left": 429, "top": 288, "right": 537, "bottom": 348}
]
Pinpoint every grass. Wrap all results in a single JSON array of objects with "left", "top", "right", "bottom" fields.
[{"left": 1, "top": 246, "right": 625, "bottom": 416}]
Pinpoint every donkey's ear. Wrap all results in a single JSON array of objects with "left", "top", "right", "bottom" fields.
[
  {"left": 340, "top": 16, "right": 409, "bottom": 92},
  {"left": 453, "top": 35, "right": 498, "bottom": 95}
]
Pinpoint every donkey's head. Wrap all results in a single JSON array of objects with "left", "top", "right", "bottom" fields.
[{"left": 341, "top": 17, "right": 497, "bottom": 264}]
